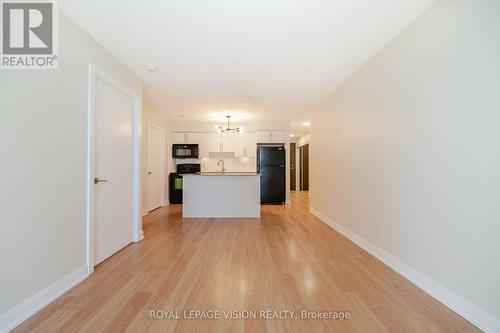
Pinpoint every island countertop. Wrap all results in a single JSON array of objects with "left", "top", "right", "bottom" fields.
[{"left": 182, "top": 172, "right": 261, "bottom": 218}]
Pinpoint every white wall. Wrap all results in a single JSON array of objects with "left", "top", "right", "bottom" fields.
[
  {"left": 310, "top": 0, "right": 500, "bottom": 331},
  {"left": 142, "top": 107, "right": 173, "bottom": 211},
  {"left": 0, "top": 10, "right": 142, "bottom": 322}
]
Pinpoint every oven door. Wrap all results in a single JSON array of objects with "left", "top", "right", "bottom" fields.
[{"left": 169, "top": 173, "right": 183, "bottom": 204}]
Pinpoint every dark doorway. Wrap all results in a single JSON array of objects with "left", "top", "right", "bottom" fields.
[
  {"left": 299, "top": 144, "right": 309, "bottom": 191},
  {"left": 290, "top": 142, "right": 296, "bottom": 190}
]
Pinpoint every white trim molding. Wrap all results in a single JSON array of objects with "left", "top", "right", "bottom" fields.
[
  {"left": 310, "top": 208, "right": 500, "bottom": 333},
  {"left": 0, "top": 265, "right": 89, "bottom": 333},
  {"left": 86, "top": 63, "right": 143, "bottom": 275}
]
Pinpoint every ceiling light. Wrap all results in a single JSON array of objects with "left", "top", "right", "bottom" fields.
[
  {"left": 302, "top": 122, "right": 311, "bottom": 126},
  {"left": 289, "top": 134, "right": 295, "bottom": 137},
  {"left": 146, "top": 64, "right": 158, "bottom": 72},
  {"left": 216, "top": 115, "right": 241, "bottom": 133}
]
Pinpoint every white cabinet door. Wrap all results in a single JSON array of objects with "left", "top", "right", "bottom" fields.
[
  {"left": 173, "top": 132, "right": 187, "bottom": 144},
  {"left": 173, "top": 132, "right": 205, "bottom": 144},
  {"left": 243, "top": 132, "right": 257, "bottom": 158},
  {"left": 208, "top": 132, "right": 222, "bottom": 153},
  {"left": 234, "top": 133, "right": 246, "bottom": 158},
  {"left": 220, "top": 133, "right": 239, "bottom": 155},
  {"left": 187, "top": 133, "right": 205, "bottom": 144},
  {"left": 256, "top": 130, "right": 285, "bottom": 143},
  {"left": 187, "top": 133, "right": 208, "bottom": 157},
  {"left": 199, "top": 134, "right": 210, "bottom": 158}
]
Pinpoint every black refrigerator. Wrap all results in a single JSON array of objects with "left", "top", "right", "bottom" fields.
[{"left": 257, "top": 145, "right": 286, "bottom": 204}]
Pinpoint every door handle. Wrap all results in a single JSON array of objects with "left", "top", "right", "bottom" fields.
[
  {"left": 94, "top": 177, "right": 108, "bottom": 184},
  {"left": 148, "top": 171, "right": 153, "bottom": 175}
]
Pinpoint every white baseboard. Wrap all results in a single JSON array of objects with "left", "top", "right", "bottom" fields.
[
  {"left": 0, "top": 265, "right": 89, "bottom": 333},
  {"left": 309, "top": 208, "right": 500, "bottom": 333}
]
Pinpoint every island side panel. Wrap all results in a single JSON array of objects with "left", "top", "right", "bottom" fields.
[{"left": 183, "top": 175, "right": 261, "bottom": 218}]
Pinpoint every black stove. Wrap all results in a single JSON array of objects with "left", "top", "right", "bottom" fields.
[{"left": 169, "top": 164, "right": 200, "bottom": 204}]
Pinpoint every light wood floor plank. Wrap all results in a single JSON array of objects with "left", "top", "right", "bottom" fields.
[{"left": 10, "top": 192, "right": 481, "bottom": 333}]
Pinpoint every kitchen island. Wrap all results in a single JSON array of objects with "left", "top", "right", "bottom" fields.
[{"left": 182, "top": 173, "right": 260, "bottom": 218}]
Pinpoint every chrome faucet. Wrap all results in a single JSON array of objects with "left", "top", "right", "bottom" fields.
[{"left": 217, "top": 159, "right": 225, "bottom": 173}]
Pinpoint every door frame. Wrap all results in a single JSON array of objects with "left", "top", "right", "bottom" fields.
[
  {"left": 290, "top": 142, "right": 296, "bottom": 190},
  {"left": 146, "top": 121, "right": 165, "bottom": 211},
  {"left": 86, "top": 63, "right": 143, "bottom": 274},
  {"left": 296, "top": 141, "right": 310, "bottom": 191}
]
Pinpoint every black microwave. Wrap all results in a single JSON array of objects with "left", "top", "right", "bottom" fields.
[{"left": 172, "top": 144, "right": 199, "bottom": 159}]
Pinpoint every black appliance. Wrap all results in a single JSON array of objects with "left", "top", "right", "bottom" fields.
[
  {"left": 172, "top": 144, "right": 199, "bottom": 159},
  {"left": 257, "top": 145, "right": 286, "bottom": 204},
  {"left": 169, "top": 163, "right": 201, "bottom": 204}
]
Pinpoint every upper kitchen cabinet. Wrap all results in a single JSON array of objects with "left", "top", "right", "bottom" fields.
[
  {"left": 207, "top": 132, "right": 222, "bottom": 154},
  {"left": 208, "top": 132, "right": 239, "bottom": 156},
  {"left": 220, "top": 133, "right": 239, "bottom": 155},
  {"left": 242, "top": 132, "right": 257, "bottom": 158},
  {"left": 172, "top": 132, "right": 202, "bottom": 144},
  {"left": 173, "top": 132, "right": 188, "bottom": 144},
  {"left": 256, "top": 130, "right": 286, "bottom": 144},
  {"left": 188, "top": 133, "right": 208, "bottom": 157},
  {"left": 205, "top": 132, "right": 256, "bottom": 158},
  {"left": 220, "top": 132, "right": 257, "bottom": 158},
  {"left": 172, "top": 131, "right": 260, "bottom": 158}
]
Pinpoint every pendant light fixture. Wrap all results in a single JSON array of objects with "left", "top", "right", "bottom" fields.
[{"left": 215, "top": 115, "right": 242, "bottom": 133}]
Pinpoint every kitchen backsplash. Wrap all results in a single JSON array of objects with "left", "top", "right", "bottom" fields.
[{"left": 175, "top": 157, "right": 256, "bottom": 172}]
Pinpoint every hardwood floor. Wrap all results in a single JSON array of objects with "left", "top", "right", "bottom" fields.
[{"left": 12, "top": 191, "right": 480, "bottom": 332}]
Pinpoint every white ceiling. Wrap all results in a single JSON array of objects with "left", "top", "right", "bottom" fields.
[{"left": 60, "top": 0, "right": 435, "bottom": 135}]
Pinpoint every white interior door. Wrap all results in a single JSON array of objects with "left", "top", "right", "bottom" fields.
[
  {"left": 147, "top": 124, "right": 163, "bottom": 211},
  {"left": 94, "top": 78, "right": 134, "bottom": 265}
]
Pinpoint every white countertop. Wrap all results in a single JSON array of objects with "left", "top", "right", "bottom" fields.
[{"left": 183, "top": 172, "right": 260, "bottom": 176}]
